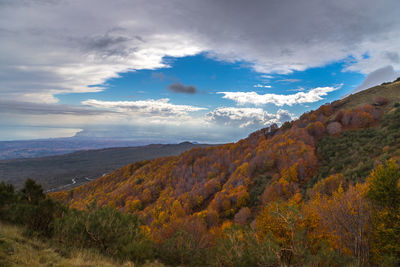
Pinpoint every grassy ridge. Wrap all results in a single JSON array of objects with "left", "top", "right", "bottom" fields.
[{"left": 336, "top": 79, "right": 400, "bottom": 111}]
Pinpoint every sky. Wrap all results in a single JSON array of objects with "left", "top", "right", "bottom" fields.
[{"left": 0, "top": 0, "right": 400, "bottom": 143}]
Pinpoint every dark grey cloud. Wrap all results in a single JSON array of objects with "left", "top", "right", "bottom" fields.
[
  {"left": 168, "top": 83, "right": 198, "bottom": 94},
  {"left": 79, "top": 33, "right": 138, "bottom": 58},
  {"left": 1, "top": 0, "right": 400, "bottom": 103},
  {"left": 352, "top": 65, "right": 400, "bottom": 94},
  {"left": 84, "top": 34, "right": 129, "bottom": 51},
  {"left": 0, "top": 0, "right": 61, "bottom": 8},
  {"left": 384, "top": 51, "right": 400, "bottom": 64}
]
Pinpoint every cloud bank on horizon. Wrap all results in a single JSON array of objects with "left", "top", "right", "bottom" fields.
[{"left": 0, "top": 0, "right": 400, "bottom": 142}]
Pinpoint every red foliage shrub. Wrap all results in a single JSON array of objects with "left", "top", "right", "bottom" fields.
[
  {"left": 350, "top": 110, "right": 374, "bottom": 128},
  {"left": 334, "top": 110, "right": 344, "bottom": 122},
  {"left": 234, "top": 207, "right": 251, "bottom": 225},
  {"left": 318, "top": 104, "right": 334, "bottom": 116},
  {"left": 306, "top": 121, "right": 326, "bottom": 137},
  {"left": 375, "top": 96, "right": 389, "bottom": 106},
  {"left": 327, "top": 122, "right": 342, "bottom": 135}
]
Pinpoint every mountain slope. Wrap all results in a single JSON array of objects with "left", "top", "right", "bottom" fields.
[
  {"left": 0, "top": 142, "right": 209, "bottom": 190},
  {"left": 51, "top": 79, "right": 400, "bottom": 243}
]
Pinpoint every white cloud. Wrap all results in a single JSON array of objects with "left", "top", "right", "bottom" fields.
[
  {"left": 344, "top": 38, "right": 400, "bottom": 74},
  {"left": 81, "top": 98, "right": 206, "bottom": 118},
  {"left": 253, "top": 84, "right": 272, "bottom": 88},
  {"left": 218, "top": 86, "right": 339, "bottom": 106},
  {"left": 260, "top": 75, "right": 274, "bottom": 79},
  {"left": 352, "top": 65, "right": 400, "bottom": 93},
  {"left": 206, "top": 107, "right": 296, "bottom": 129},
  {"left": 278, "top": 79, "right": 301, "bottom": 83},
  {"left": 0, "top": 2, "right": 202, "bottom": 103}
]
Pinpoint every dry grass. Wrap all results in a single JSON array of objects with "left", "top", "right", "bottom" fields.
[
  {"left": 0, "top": 222, "right": 163, "bottom": 267},
  {"left": 338, "top": 80, "right": 400, "bottom": 111}
]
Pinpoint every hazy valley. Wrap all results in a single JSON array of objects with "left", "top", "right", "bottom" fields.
[{"left": 0, "top": 142, "right": 209, "bottom": 190}]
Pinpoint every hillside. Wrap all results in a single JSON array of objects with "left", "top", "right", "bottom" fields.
[
  {"left": 50, "top": 80, "right": 400, "bottom": 265},
  {"left": 0, "top": 142, "right": 208, "bottom": 190}
]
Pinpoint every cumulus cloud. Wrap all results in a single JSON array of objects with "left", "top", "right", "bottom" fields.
[
  {"left": 1, "top": 0, "right": 400, "bottom": 103},
  {"left": 81, "top": 98, "right": 206, "bottom": 117},
  {"left": 352, "top": 65, "right": 400, "bottom": 93},
  {"left": 219, "top": 86, "right": 339, "bottom": 106},
  {"left": 206, "top": 107, "right": 296, "bottom": 129},
  {"left": 168, "top": 83, "right": 198, "bottom": 94}
]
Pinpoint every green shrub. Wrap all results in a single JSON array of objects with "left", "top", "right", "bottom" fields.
[
  {"left": 209, "top": 226, "right": 277, "bottom": 267},
  {"left": 367, "top": 160, "right": 400, "bottom": 265},
  {"left": 13, "top": 198, "right": 64, "bottom": 237},
  {"left": 1, "top": 179, "right": 64, "bottom": 237},
  {"left": 249, "top": 175, "right": 271, "bottom": 206},
  {"left": 54, "top": 208, "right": 87, "bottom": 246},
  {"left": 158, "top": 229, "right": 206, "bottom": 266},
  {"left": 54, "top": 204, "right": 154, "bottom": 263},
  {"left": 19, "top": 178, "right": 45, "bottom": 205},
  {"left": 0, "top": 182, "right": 15, "bottom": 220}
]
